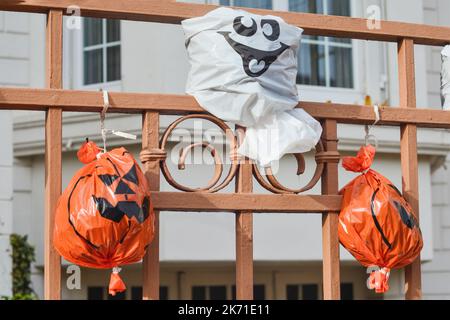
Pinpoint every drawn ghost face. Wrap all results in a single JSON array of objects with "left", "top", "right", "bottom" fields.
[{"left": 218, "top": 15, "right": 289, "bottom": 77}]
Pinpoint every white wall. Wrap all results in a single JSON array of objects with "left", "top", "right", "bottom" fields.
[
  {"left": 0, "top": 111, "right": 13, "bottom": 297},
  {"left": 0, "top": 9, "right": 31, "bottom": 298}
]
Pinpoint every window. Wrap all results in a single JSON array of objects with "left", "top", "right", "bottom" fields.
[
  {"left": 219, "top": 0, "right": 272, "bottom": 9},
  {"left": 192, "top": 285, "right": 228, "bottom": 300},
  {"left": 286, "top": 284, "right": 319, "bottom": 300},
  {"left": 83, "top": 18, "right": 121, "bottom": 86},
  {"left": 289, "top": 0, "right": 353, "bottom": 88},
  {"left": 131, "top": 286, "right": 169, "bottom": 300},
  {"left": 340, "top": 283, "right": 354, "bottom": 300},
  {"left": 285, "top": 283, "right": 354, "bottom": 300},
  {"left": 231, "top": 284, "right": 266, "bottom": 300},
  {"left": 87, "top": 286, "right": 105, "bottom": 300},
  {"left": 87, "top": 286, "right": 168, "bottom": 300}
]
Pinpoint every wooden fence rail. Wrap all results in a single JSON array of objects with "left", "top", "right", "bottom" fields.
[{"left": 1, "top": 0, "right": 447, "bottom": 300}]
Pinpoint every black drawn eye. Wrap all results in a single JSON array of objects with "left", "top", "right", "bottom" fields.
[
  {"left": 233, "top": 16, "right": 257, "bottom": 37},
  {"left": 261, "top": 19, "right": 280, "bottom": 41}
]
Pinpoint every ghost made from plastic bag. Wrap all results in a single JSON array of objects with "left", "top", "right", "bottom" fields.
[
  {"left": 442, "top": 45, "right": 450, "bottom": 110},
  {"left": 182, "top": 7, "right": 322, "bottom": 167}
]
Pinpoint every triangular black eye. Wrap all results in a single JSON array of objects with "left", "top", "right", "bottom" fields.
[
  {"left": 98, "top": 174, "right": 119, "bottom": 186},
  {"left": 115, "top": 180, "right": 136, "bottom": 194},
  {"left": 122, "top": 165, "right": 138, "bottom": 185},
  {"left": 393, "top": 201, "right": 415, "bottom": 229},
  {"left": 93, "top": 196, "right": 125, "bottom": 223}
]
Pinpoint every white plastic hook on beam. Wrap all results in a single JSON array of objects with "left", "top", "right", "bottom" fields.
[
  {"left": 100, "top": 89, "right": 110, "bottom": 152},
  {"left": 365, "top": 104, "right": 380, "bottom": 148},
  {"left": 99, "top": 89, "right": 137, "bottom": 154}
]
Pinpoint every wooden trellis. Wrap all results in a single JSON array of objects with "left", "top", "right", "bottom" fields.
[{"left": 1, "top": 0, "right": 450, "bottom": 300}]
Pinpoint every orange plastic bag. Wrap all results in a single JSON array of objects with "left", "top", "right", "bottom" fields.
[
  {"left": 338, "top": 145, "right": 423, "bottom": 293},
  {"left": 54, "top": 140, "right": 155, "bottom": 296}
]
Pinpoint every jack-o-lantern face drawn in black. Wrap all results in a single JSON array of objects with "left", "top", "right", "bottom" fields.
[{"left": 218, "top": 16, "right": 290, "bottom": 77}]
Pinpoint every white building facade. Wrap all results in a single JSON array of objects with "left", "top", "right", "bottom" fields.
[{"left": 1, "top": 0, "right": 450, "bottom": 299}]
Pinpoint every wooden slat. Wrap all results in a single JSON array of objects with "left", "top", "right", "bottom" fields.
[
  {"left": 2, "top": 87, "right": 450, "bottom": 128},
  {"left": 321, "top": 120, "right": 341, "bottom": 300},
  {"left": 151, "top": 192, "right": 342, "bottom": 213},
  {"left": 1, "top": 1, "right": 450, "bottom": 45},
  {"left": 235, "top": 127, "right": 253, "bottom": 300},
  {"left": 398, "top": 39, "right": 422, "bottom": 300},
  {"left": 141, "top": 112, "right": 160, "bottom": 300},
  {"left": 44, "top": 9, "right": 62, "bottom": 300}
]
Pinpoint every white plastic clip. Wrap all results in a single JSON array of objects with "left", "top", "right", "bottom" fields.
[
  {"left": 99, "top": 89, "right": 137, "bottom": 154},
  {"left": 365, "top": 104, "right": 380, "bottom": 148},
  {"left": 100, "top": 89, "right": 110, "bottom": 152}
]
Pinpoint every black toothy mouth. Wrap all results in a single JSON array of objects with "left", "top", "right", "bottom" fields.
[{"left": 218, "top": 31, "right": 289, "bottom": 77}]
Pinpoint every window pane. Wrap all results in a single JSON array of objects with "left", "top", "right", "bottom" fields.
[
  {"left": 286, "top": 285, "right": 299, "bottom": 300},
  {"left": 84, "top": 18, "right": 103, "bottom": 47},
  {"left": 328, "top": 36, "right": 351, "bottom": 44},
  {"left": 253, "top": 285, "right": 265, "bottom": 300},
  {"left": 84, "top": 49, "right": 103, "bottom": 85},
  {"left": 327, "top": 0, "right": 351, "bottom": 16},
  {"left": 229, "top": 0, "right": 272, "bottom": 9},
  {"left": 131, "top": 287, "right": 142, "bottom": 300},
  {"left": 289, "top": 1, "right": 324, "bottom": 41},
  {"left": 192, "top": 286, "right": 206, "bottom": 300},
  {"left": 340, "top": 283, "right": 354, "bottom": 300},
  {"left": 289, "top": 0, "right": 324, "bottom": 14},
  {"left": 160, "top": 286, "right": 169, "bottom": 300},
  {"left": 209, "top": 286, "right": 227, "bottom": 300},
  {"left": 298, "top": 43, "right": 326, "bottom": 86},
  {"left": 326, "top": 0, "right": 351, "bottom": 43},
  {"left": 87, "top": 287, "right": 104, "bottom": 300},
  {"left": 107, "top": 45, "right": 121, "bottom": 82},
  {"left": 107, "top": 19, "right": 121, "bottom": 43},
  {"left": 302, "top": 284, "right": 319, "bottom": 300},
  {"left": 329, "top": 46, "right": 353, "bottom": 88}
]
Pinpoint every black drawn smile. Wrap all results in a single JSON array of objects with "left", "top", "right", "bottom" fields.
[{"left": 218, "top": 31, "right": 289, "bottom": 77}]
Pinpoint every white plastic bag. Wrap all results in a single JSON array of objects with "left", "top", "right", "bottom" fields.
[
  {"left": 442, "top": 45, "right": 450, "bottom": 110},
  {"left": 182, "top": 7, "right": 322, "bottom": 167}
]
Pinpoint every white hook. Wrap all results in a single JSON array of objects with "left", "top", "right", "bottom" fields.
[
  {"left": 365, "top": 104, "right": 380, "bottom": 148},
  {"left": 100, "top": 89, "right": 109, "bottom": 153}
]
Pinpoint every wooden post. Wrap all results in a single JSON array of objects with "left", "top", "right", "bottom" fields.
[
  {"left": 321, "top": 120, "right": 340, "bottom": 300},
  {"left": 141, "top": 112, "right": 161, "bottom": 299},
  {"left": 398, "top": 38, "right": 422, "bottom": 300},
  {"left": 44, "top": 9, "right": 63, "bottom": 300},
  {"left": 235, "top": 126, "right": 253, "bottom": 300}
]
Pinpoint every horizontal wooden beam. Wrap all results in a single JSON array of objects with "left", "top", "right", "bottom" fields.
[
  {"left": 0, "top": 1, "right": 449, "bottom": 46},
  {"left": 151, "top": 192, "right": 342, "bottom": 213},
  {"left": 1, "top": 87, "right": 450, "bottom": 128}
]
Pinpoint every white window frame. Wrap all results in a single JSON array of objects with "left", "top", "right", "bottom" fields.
[{"left": 72, "top": 18, "right": 122, "bottom": 91}]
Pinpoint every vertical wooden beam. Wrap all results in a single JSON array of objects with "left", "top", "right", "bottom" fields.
[
  {"left": 44, "top": 9, "right": 63, "bottom": 300},
  {"left": 235, "top": 126, "right": 253, "bottom": 300},
  {"left": 142, "top": 111, "right": 160, "bottom": 300},
  {"left": 321, "top": 120, "right": 340, "bottom": 300},
  {"left": 398, "top": 38, "right": 422, "bottom": 300}
]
